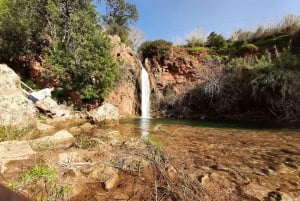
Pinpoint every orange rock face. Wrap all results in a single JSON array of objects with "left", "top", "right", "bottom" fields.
[{"left": 145, "top": 47, "right": 207, "bottom": 95}]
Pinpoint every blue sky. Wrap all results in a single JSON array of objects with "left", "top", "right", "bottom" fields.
[{"left": 97, "top": 0, "right": 300, "bottom": 43}]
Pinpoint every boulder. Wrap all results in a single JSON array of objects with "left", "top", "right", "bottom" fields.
[
  {"left": 104, "top": 173, "right": 119, "bottom": 191},
  {"left": 0, "top": 64, "right": 37, "bottom": 129},
  {"left": 30, "top": 129, "right": 75, "bottom": 150},
  {"left": 88, "top": 164, "right": 119, "bottom": 190},
  {"left": 0, "top": 141, "right": 36, "bottom": 173},
  {"left": 36, "top": 97, "right": 72, "bottom": 117},
  {"left": 90, "top": 104, "right": 119, "bottom": 126}
]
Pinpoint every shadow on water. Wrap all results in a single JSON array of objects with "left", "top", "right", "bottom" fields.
[{"left": 122, "top": 118, "right": 300, "bottom": 136}]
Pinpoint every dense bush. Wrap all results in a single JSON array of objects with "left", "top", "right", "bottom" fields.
[
  {"left": 138, "top": 40, "right": 173, "bottom": 61},
  {"left": 291, "top": 30, "right": 300, "bottom": 54},
  {"left": 206, "top": 32, "right": 227, "bottom": 49}
]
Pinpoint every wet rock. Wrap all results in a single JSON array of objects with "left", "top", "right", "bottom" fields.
[
  {"left": 0, "top": 64, "right": 37, "bottom": 129},
  {"left": 30, "top": 130, "right": 75, "bottom": 150},
  {"left": 47, "top": 115, "right": 84, "bottom": 129},
  {"left": 68, "top": 123, "right": 95, "bottom": 136},
  {"left": 0, "top": 141, "right": 36, "bottom": 172},
  {"left": 89, "top": 103, "right": 119, "bottom": 126}
]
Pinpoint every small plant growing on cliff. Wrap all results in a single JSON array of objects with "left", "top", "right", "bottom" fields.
[{"left": 138, "top": 39, "right": 173, "bottom": 61}]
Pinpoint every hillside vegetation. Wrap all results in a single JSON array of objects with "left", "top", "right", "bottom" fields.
[
  {"left": 140, "top": 15, "right": 300, "bottom": 124},
  {"left": 0, "top": 0, "right": 138, "bottom": 105}
]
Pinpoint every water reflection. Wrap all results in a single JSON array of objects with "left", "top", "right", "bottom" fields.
[{"left": 140, "top": 118, "right": 151, "bottom": 138}]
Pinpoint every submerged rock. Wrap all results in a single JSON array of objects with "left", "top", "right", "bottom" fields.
[{"left": 0, "top": 64, "right": 37, "bottom": 129}]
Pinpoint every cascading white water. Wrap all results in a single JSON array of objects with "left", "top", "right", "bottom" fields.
[{"left": 141, "top": 67, "right": 151, "bottom": 119}]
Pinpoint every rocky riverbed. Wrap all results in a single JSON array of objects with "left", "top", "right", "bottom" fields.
[{"left": 1, "top": 118, "right": 300, "bottom": 201}]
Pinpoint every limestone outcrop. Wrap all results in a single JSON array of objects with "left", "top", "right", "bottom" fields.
[
  {"left": 89, "top": 103, "right": 119, "bottom": 126},
  {"left": 0, "top": 64, "right": 37, "bottom": 129}
]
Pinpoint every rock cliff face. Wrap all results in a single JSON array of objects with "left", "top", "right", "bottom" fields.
[
  {"left": 145, "top": 47, "right": 207, "bottom": 95},
  {"left": 0, "top": 64, "right": 37, "bottom": 128},
  {"left": 144, "top": 47, "right": 211, "bottom": 116},
  {"left": 104, "top": 36, "right": 141, "bottom": 118}
]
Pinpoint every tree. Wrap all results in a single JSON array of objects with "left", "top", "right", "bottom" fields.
[
  {"left": 185, "top": 27, "right": 206, "bottom": 47},
  {"left": 128, "top": 27, "right": 145, "bottom": 52},
  {"left": 138, "top": 40, "right": 173, "bottom": 61},
  {"left": 0, "top": 0, "right": 47, "bottom": 59},
  {"left": 102, "top": 0, "right": 138, "bottom": 43},
  {"left": 206, "top": 32, "right": 226, "bottom": 48},
  {"left": 45, "top": 0, "right": 118, "bottom": 103}
]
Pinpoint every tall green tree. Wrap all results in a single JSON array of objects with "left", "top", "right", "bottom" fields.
[
  {"left": 102, "top": 0, "right": 138, "bottom": 43},
  {"left": 46, "top": 0, "right": 118, "bottom": 103}
]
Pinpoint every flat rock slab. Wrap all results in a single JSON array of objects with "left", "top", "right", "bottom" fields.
[
  {"left": 30, "top": 129, "right": 75, "bottom": 150},
  {"left": 0, "top": 141, "right": 36, "bottom": 173}
]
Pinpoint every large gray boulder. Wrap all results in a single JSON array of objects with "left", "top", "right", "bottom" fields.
[
  {"left": 0, "top": 64, "right": 37, "bottom": 129},
  {"left": 89, "top": 103, "right": 119, "bottom": 126}
]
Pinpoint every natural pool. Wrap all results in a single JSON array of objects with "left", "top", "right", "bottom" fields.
[{"left": 119, "top": 118, "right": 300, "bottom": 200}]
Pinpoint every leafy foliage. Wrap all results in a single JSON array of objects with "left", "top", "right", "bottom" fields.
[
  {"left": 45, "top": 0, "right": 118, "bottom": 103},
  {"left": 0, "top": 0, "right": 120, "bottom": 104},
  {"left": 139, "top": 40, "right": 173, "bottom": 61},
  {"left": 102, "top": 0, "right": 138, "bottom": 43},
  {"left": 206, "top": 32, "right": 227, "bottom": 48},
  {"left": 0, "top": 0, "right": 47, "bottom": 58}
]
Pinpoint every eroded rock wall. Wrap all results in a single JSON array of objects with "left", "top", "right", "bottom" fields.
[{"left": 104, "top": 36, "right": 141, "bottom": 118}]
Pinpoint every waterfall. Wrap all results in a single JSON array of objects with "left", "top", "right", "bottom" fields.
[{"left": 141, "top": 66, "right": 151, "bottom": 119}]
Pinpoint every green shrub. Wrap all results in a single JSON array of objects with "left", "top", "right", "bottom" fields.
[
  {"left": 206, "top": 32, "right": 227, "bottom": 49},
  {"left": 291, "top": 30, "right": 300, "bottom": 54},
  {"left": 138, "top": 39, "right": 173, "bottom": 61},
  {"left": 240, "top": 43, "right": 259, "bottom": 53}
]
